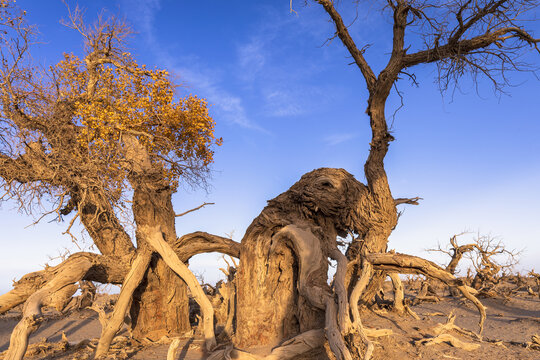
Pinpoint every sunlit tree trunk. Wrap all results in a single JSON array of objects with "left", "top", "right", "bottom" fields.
[{"left": 129, "top": 178, "right": 191, "bottom": 339}]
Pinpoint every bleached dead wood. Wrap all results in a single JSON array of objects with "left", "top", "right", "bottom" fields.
[
  {"left": 415, "top": 333, "right": 481, "bottom": 351},
  {"left": 143, "top": 225, "right": 217, "bottom": 351},
  {"left": 167, "top": 338, "right": 182, "bottom": 360},
  {"left": 273, "top": 225, "right": 353, "bottom": 360},
  {"left": 431, "top": 312, "right": 480, "bottom": 340},
  {"left": 348, "top": 261, "right": 376, "bottom": 360},
  {"left": 174, "top": 231, "right": 241, "bottom": 262},
  {"left": 365, "top": 252, "right": 486, "bottom": 334},
  {"left": 0, "top": 252, "right": 128, "bottom": 316},
  {"left": 95, "top": 248, "right": 152, "bottom": 358},
  {"left": 388, "top": 272, "right": 405, "bottom": 314},
  {"left": 5, "top": 255, "right": 94, "bottom": 360}
]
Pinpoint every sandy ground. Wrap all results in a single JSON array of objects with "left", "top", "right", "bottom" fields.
[{"left": 0, "top": 286, "right": 538, "bottom": 359}]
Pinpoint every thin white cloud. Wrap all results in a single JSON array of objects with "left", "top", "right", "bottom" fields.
[
  {"left": 179, "top": 68, "right": 266, "bottom": 131},
  {"left": 264, "top": 90, "right": 304, "bottom": 117},
  {"left": 323, "top": 133, "right": 358, "bottom": 146},
  {"left": 123, "top": 0, "right": 160, "bottom": 43},
  {"left": 123, "top": 0, "right": 263, "bottom": 131},
  {"left": 233, "top": 6, "right": 339, "bottom": 119},
  {"left": 237, "top": 38, "right": 266, "bottom": 83}
]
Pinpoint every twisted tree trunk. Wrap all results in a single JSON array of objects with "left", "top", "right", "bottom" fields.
[{"left": 235, "top": 168, "right": 370, "bottom": 353}]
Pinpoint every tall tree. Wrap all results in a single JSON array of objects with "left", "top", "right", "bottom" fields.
[
  {"left": 0, "top": 2, "right": 236, "bottom": 358},
  {"left": 228, "top": 1, "right": 539, "bottom": 359},
  {"left": 315, "top": 0, "right": 539, "bottom": 302}
]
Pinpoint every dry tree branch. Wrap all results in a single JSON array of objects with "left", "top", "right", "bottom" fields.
[
  {"left": 175, "top": 202, "right": 215, "bottom": 217},
  {"left": 394, "top": 196, "right": 422, "bottom": 205},
  {"left": 316, "top": 0, "right": 377, "bottom": 91}
]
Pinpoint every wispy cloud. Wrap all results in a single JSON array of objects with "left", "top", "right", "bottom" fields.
[
  {"left": 179, "top": 68, "right": 265, "bottom": 131},
  {"left": 123, "top": 0, "right": 264, "bottom": 131},
  {"left": 323, "top": 133, "right": 358, "bottom": 146},
  {"left": 263, "top": 89, "right": 304, "bottom": 117},
  {"left": 237, "top": 38, "right": 266, "bottom": 83},
  {"left": 232, "top": 7, "right": 339, "bottom": 120}
]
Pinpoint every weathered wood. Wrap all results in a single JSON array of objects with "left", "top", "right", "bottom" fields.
[
  {"left": 366, "top": 252, "right": 486, "bottom": 334},
  {"left": 5, "top": 256, "right": 93, "bottom": 360},
  {"left": 0, "top": 252, "right": 128, "bottom": 315},
  {"left": 174, "top": 232, "right": 241, "bottom": 262},
  {"left": 274, "top": 225, "right": 352, "bottom": 360},
  {"left": 236, "top": 168, "right": 370, "bottom": 349},
  {"left": 349, "top": 262, "right": 376, "bottom": 360},
  {"left": 167, "top": 338, "right": 182, "bottom": 360},
  {"left": 143, "top": 225, "right": 217, "bottom": 351},
  {"left": 95, "top": 249, "right": 152, "bottom": 358},
  {"left": 389, "top": 273, "right": 405, "bottom": 314}
]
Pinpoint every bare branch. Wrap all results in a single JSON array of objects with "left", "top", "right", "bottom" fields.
[
  {"left": 316, "top": 0, "right": 376, "bottom": 91},
  {"left": 175, "top": 202, "right": 215, "bottom": 217},
  {"left": 394, "top": 196, "right": 422, "bottom": 205}
]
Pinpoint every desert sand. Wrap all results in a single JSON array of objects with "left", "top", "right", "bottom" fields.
[{"left": 1, "top": 279, "right": 538, "bottom": 360}]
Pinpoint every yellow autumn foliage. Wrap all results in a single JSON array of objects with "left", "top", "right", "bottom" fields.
[{"left": 51, "top": 51, "right": 222, "bottom": 189}]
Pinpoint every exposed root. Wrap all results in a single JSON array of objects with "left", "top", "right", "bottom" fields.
[
  {"left": 272, "top": 225, "right": 353, "bottom": 360},
  {"left": 388, "top": 272, "right": 405, "bottom": 314},
  {"left": 167, "top": 338, "right": 182, "bottom": 360},
  {"left": 349, "top": 261, "right": 376, "bottom": 360}
]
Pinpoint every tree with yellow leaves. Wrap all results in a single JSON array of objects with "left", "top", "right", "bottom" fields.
[{"left": 0, "top": 2, "right": 234, "bottom": 358}]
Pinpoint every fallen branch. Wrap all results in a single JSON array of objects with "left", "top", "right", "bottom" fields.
[
  {"left": 365, "top": 252, "right": 486, "bottom": 334},
  {"left": 415, "top": 333, "right": 481, "bottom": 351}
]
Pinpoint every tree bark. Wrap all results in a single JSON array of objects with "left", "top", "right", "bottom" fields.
[
  {"left": 144, "top": 225, "right": 217, "bottom": 351},
  {"left": 235, "top": 168, "right": 369, "bottom": 353}
]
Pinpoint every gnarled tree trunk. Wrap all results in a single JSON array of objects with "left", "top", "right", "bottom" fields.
[{"left": 235, "top": 168, "right": 371, "bottom": 352}]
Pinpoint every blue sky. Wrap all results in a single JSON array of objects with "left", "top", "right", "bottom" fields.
[{"left": 1, "top": 0, "right": 539, "bottom": 291}]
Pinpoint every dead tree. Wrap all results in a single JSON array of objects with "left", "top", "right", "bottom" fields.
[
  {"left": 314, "top": 0, "right": 539, "bottom": 305},
  {"left": 226, "top": 0, "right": 538, "bottom": 358},
  {"left": 229, "top": 168, "right": 485, "bottom": 360},
  {"left": 429, "top": 232, "right": 520, "bottom": 296}
]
